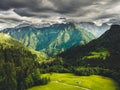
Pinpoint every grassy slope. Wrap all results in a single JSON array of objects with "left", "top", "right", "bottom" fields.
[
  {"left": 0, "top": 33, "right": 48, "bottom": 61},
  {"left": 28, "top": 82, "right": 83, "bottom": 90},
  {"left": 28, "top": 73, "right": 118, "bottom": 90},
  {"left": 29, "top": 48, "right": 48, "bottom": 61}
]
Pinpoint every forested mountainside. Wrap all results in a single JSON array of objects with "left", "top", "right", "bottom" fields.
[
  {"left": 0, "top": 33, "right": 49, "bottom": 90},
  {"left": 59, "top": 25, "right": 120, "bottom": 70},
  {"left": 1, "top": 23, "right": 95, "bottom": 56},
  {"left": 57, "top": 25, "right": 120, "bottom": 84}
]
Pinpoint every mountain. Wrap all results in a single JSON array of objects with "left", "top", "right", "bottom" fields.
[
  {"left": 0, "top": 23, "right": 95, "bottom": 56},
  {"left": 0, "top": 33, "right": 49, "bottom": 90},
  {"left": 58, "top": 25, "right": 120, "bottom": 85},
  {"left": 0, "top": 33, "right": 47, "bottom": 61},
  {"left": 78, "top": 22, "right": 110, "bottom": 37},
  {"left": 59, "top": 25, "right": 120, "bottom": 70}
]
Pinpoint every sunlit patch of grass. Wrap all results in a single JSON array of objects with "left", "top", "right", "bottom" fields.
[
  {"left": 28, "top": 81, "right": 83, "bottom": 90},
  {"left": 82, "top": 50, "right": 110, "bottom": 60},
  {"left": 28, "top": 73, "right": 118, "bottom": 90}
]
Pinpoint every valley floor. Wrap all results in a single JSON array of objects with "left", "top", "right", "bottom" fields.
[{"left": 28, "top": 73, "right": 119, "bottom": 90}]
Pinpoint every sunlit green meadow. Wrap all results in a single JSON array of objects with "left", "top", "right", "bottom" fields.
[{"left": 28, "top": 73, "right": 119, "bottom": 90}]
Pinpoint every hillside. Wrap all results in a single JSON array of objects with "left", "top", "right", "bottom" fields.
[
  {"left": 0, "top": 23, "right": 95, "bottom": 56},
  {"left": 59, "top": 25, "right": 120, "bottom": 68},
  {"left": 0, "top": 33, "right": 48, "bottom": 90},
  {"left": 58, "top": 25, "right": 120, "bottom": 84}
]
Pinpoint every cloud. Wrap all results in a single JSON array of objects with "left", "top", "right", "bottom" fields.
[
  {"left": 0, "top": 0, "right": 39, "bottom": 10},
  {"left": 0, "top": 0, "right": 120, "bottom": 29},
  {"left": 49, "top": 0, "right": 92, "bottom": 14},
  {"left": 0, "top": 0, "right": 96, "bottom": 17}
]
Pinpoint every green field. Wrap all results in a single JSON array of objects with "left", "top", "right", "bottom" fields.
[{"left": 28, "top": 73, "right": 119, "bottom": 90}]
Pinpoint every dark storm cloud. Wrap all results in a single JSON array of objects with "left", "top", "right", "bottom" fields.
[
  {"left": 0, "top": 0, "right": 95, "bottom": 17},
  {"left": 0, "top": 0, "right": 120, "bottom": 29},
  {"left": 49, "top": 0, "right": 94, "bottom": 14},
  {"left": 0, "top": 0, "right": 118, "bottom": 20},
  {"left": 14, "top": 8, "right": 55, "bottom": 17},
  {"left": 0, "top": 0, "right": 40, "bottom": 10},
  {"left": 0, "top": 0, "right": 120, "bottom": 17}
]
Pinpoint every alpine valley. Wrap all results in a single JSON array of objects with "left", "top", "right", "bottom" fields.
[
  {"left": 1, "top": 22, "right": 104, "bottom": 56},
  {"left": 0, "top": 21, "right": 120, "bottom": 90},
  {"left": 1, "top": 0, "right": 120, "bottom": 90}
]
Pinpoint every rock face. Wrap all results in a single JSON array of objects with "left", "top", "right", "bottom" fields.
[{"left": 1, "top": 23, "right": 95, "bottom": 56}]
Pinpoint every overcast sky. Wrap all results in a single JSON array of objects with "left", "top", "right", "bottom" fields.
[{"left": 0, "top": 0, "right": 120, "bottom": 29}]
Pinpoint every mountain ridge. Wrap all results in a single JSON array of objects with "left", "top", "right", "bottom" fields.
[
  {"left": 0, "top": 23, "right": 95, "bottom": 56},
  {"left": 59, "top": 24, "right": 120, "bottom": 70}
]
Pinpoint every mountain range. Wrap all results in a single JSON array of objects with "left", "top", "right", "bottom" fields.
[
  {"left": 0, "top": 23, "right": 96, "bottom": 56},
  {"left": 0, "top": 23, "right": 120, "bottom": 89}
]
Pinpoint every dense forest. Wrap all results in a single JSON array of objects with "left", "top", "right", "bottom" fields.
[{"left": 0, "top": 33, "right": 50, "bottom": 90}]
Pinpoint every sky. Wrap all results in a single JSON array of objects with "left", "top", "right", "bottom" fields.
[{"left": 0, "top": 0, "right": 120, "bottom": 29}]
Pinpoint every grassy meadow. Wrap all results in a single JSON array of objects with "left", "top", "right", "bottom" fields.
[{"left": 28, "top": 73, "right": 119, "bottom": 90}]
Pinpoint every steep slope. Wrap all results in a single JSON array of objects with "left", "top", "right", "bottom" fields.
[
  {"left": 78, "top": 22, "right": 110, "bottom": 37},
  {"left": 0, "top": 23, "right": 95, "bottom": 56},
  {"left": 0, "top": 33, "right": 47, "bottom": 60},
  {"left": 59, "top": 25, "right": 120, "bottom": 85},
  {"left": 0, "top": 33, "right": 48, "bottom": 90},
  {"left": 59, "top": 25, "right": 120, "bottom": 70}
]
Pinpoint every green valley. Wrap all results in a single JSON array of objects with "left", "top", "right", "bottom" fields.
[
  {"left": 0, "top": 0, "right": 120, "bottom": 90},
  {"left": 0, "top": 25, "right": 120, "bottom": 90},
  {"left": 58, "top": 25, "right": 120, "bottom": 86}
]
